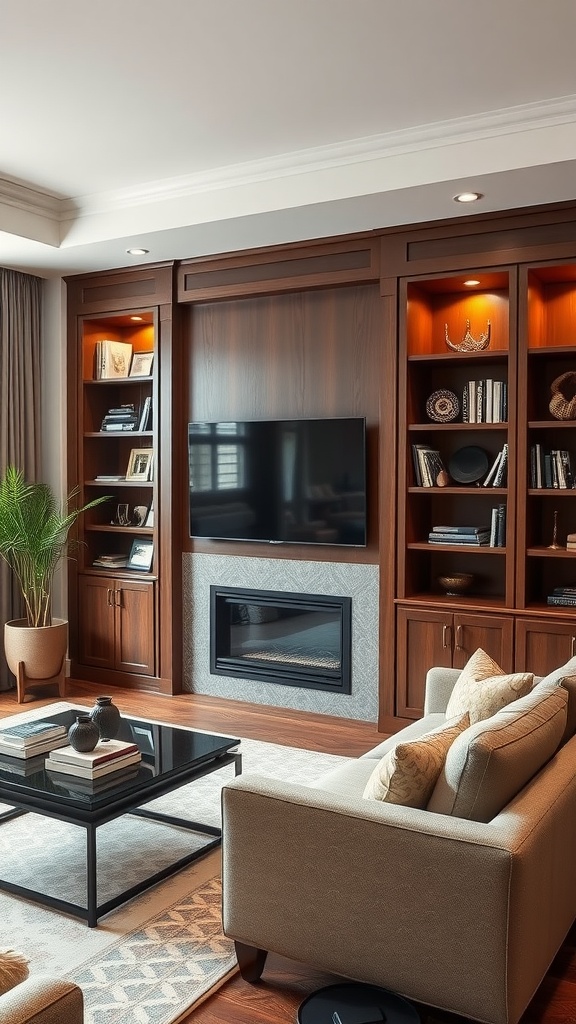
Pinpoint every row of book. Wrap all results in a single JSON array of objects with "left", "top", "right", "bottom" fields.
[
  {"left": 462, "top": 379, "right": 508, "bottom": 423},
  {"left": 427, "top": 506, "right": 506, "bottom": 547},
  {"left": 530, "top": 445, "right": 574, "bottom": 489},
  {"left": 482, "top": 444, "right": 508, "bottom": 488},
  {"left": 101, "top": 398, "right": 151, "bottom": 433},
  {"left": 412, "top": 445, "right": 446, "bottom": 487}
]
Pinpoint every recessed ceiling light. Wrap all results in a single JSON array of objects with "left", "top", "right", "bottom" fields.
[
  {"left": 126, "top": 247, "right": 149, "bottom": 256},
  {"left": 130, "top": 316, "right": 144, "bottom": 321},
  {"left": 464, "top": 279, "right": 481, "bottom": 287},
  {"left": 453, "top": 192, "right": 483, "bottom": 204}
]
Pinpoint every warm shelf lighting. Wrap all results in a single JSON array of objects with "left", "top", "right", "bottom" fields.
[
  {"left": 126, "top": 247, "right": 149, "bottom": 256},
  {"left": 464, "top": 279, "right": 481, "bottom": 287},
  {"left": 453, "top": 192, "right": 483, "bottom": 204}
]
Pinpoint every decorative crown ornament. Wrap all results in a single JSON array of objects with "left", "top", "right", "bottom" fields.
[{"left": 445, "top": 318, "right": 491, "bottom": 353}]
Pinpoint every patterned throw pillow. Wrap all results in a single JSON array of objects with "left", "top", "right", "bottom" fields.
[
  {"left": 445, "top": 648, "right": 533, "bottom": 724},
  {"left": 0, "top": 949, "right": 29, "bottom": 995},
  {"left": 362, "top": 713, "right": 469, "bottom": 807}
]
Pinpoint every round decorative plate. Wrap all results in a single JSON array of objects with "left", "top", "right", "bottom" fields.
[
  {"left": 426, "top": 389, "right": 460, "bottom": 423},
  {"left": 448, "top": 445, "right": 490, "bottom": 484}
]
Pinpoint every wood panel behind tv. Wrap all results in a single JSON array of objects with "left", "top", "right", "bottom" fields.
[{"left": 182, "top": 283, "right": 384, "bottom": 564}]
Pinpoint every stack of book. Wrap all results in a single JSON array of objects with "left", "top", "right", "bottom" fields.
[
  {"left": 93, "top": 553, "right": 129, "bottom": 568},
  {"left": 0, "top": 720, "right": 68, "bottom": 759},
  {"left": 101, "top": 404, "right": 139, "bottom": 431},
  {"left": 462, "top": 380, "right": 508, "bottom": 423},
  {"left": 567, "top": 533, "right": 576, "bottom": 551},
  {"left": 428, "top": 525, "right": 491, "bottom": 545},
  {"left": 547, "top": 586, "right": 576, "bottom": 608},
  {"left": 412, "top": 445, "right": 447, "bottom": 487},
  {"left": 45, "top": 738, "right": 141, "bottom": 781},
  {"left": 530, "top": 445, "right": 574, "bottom": 489}
]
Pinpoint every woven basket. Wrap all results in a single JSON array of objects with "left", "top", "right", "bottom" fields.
[{"left": 549, "top": 371, "right": 576, "bottom": 420}]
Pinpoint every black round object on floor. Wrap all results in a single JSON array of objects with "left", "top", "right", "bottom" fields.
[
  {"left": 448, "top": 445, "right": 489, "bottom": 484},
  {"left": 297, "top": 982, "right": 420, "bottom": 1024}
]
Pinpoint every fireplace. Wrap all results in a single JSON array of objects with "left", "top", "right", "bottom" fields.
[{"left": 210, "top": 586, "right": 352, "bottom": 693}]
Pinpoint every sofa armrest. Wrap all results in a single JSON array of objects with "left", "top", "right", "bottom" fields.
[
  {"left": 222, "top": 772, "right": 513, "bottom": 1024},
  {"left": 423, "top": 666, "right": 461, "bottom": 714},
  {"left": 0, "top": 976, "right": 83, "bottom": 1024}
]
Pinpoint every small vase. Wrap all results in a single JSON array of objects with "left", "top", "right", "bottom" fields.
[
  {"left": 68, "top": 714, "right": 99, "bottom": 752},
  {"left": 90, "top": 695, "right": 121, "bottom": 739}
]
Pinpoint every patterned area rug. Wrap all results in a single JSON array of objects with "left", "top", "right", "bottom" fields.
[{"left": 0, "top": 702, "right": 348, "bottom": 1024}]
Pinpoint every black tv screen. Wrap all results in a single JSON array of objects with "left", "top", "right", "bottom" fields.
[{"left": 188, "top": 417, "right": 367, "bottom": 546}]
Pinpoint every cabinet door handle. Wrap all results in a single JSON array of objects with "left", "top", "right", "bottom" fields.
[
  {"left": 455, "top": 624, "right": 463, "bottom": 650},
  {"left": 571, "top": 636, "right": 575, "bottom": 658},
  {"left": 115, "top": 589, "right": 122, "bottom": 608},
  {"left": 442, "top": 624, "right": 451, "bottom": 649},
  {"left": 107, "top": 588, "right": 113, "bottom": 607}
]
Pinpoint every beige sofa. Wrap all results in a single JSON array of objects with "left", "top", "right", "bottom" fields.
[
  {"left": 221, "top": 658, "right": 576, "bottom": 1024},
  {"left": 0, "top": 975, "right": 83, "bottom": 1024}
]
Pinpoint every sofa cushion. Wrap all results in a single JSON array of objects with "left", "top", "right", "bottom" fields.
[
  {"left": 360, "top": 713, "right": 446, "bottom": 760},
  {"left": 0, "top": 949, "right": 29, "bottom": 995},
  {"left": 362, "top": 713, "right": 469, "bottom": 807},
  {"left": 533, "top": 659, "right": 576, "bottom": 744},
  {"left": 428, "top": 682, "right": 568, "bottom": 822},
  {"left": 445, "top": 647, "right": 533, "bottom": 724}
]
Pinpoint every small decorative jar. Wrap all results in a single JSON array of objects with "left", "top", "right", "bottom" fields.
[
  {"left": 68, "top": 714, "right": 100, "bottom": 752},
  {"left": 90, "top": 695, "right": 121, "bottom": 740}
]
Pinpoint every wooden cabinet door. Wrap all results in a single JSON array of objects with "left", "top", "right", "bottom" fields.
[
  {"left": 396, "top": 607, "right": 452, "bottom": 719},
  {"left": 115, "top": 579, "right": 156, "bottom": 676},
  {"left": 78, "top": 575, "right": 115, "bottom": 669},
  {"left": 452, "top": 613, "right": 515, "bottom": 672},
  {"left": 515, "top": 617, "right": 576, "bottom": 677}
]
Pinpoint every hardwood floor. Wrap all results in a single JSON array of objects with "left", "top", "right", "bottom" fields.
[{"left": 1, "top": 681, "right": 575, "bottom": 1024}]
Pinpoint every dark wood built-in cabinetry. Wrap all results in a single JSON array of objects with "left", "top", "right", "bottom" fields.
[
  {"left": 64, "top": 207, "right": 576, "bottom": 719},
  {"left": 66, "top": 264, "right": 180, "bottom": 694}
]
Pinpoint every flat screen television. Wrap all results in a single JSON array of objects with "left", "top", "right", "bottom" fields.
[{"left": 188, "top": 417, "right": 367, "bottom": 546}]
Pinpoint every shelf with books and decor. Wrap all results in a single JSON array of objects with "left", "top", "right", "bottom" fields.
[
  {"left": 395, "top": 268, "right": 516, "bottom": 718},
  {"left": 516, "top": 262, "right": 576, "bottom": 652},
  {"left": 65, "top": 260, "right": 176, "bottom": 693}
]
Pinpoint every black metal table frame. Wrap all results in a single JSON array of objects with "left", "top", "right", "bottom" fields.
[{"left": 0, "top": 747, "right": 242, "bottom": 927}]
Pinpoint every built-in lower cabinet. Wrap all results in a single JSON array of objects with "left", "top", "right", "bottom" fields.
[
  {"left": 515, "top": 617, "right": 576, "bottom": 677},
  {"left": 396, "top": 605, "right": 515, "bottom": 718},
  {"left": 77, "top": 574, "right": 156, "bottom": 677}
]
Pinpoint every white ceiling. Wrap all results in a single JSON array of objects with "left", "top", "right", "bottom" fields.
[{"left": 3, "top": 0, "right": 576, "bottom": 278}]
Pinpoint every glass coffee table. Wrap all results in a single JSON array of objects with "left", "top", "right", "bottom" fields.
[{"left": 0, "top": 707, "right": 241, "bottom": 926}]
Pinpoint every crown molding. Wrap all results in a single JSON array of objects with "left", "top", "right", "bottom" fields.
[
  {"left": 3, "top": 93, "right": 576, "bottom": 235},
  {"left": 65, "top": 93, "right": 576, "bottom": 218}
]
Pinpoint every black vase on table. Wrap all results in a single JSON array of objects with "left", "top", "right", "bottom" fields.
[
  {"left": 90, "top": 695, "right": 121, "bottom": 740},
  {"left": 68, "top": 714, "right": 100, "bottom": 752}
]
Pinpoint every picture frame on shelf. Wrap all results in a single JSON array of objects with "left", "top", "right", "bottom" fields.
[
  {"left": 129, "top": 352, "right": 154, "bottom": 378},
  {"left": 127, "top": 538, "right": 154, "bottom": 571},
  {"left": 144, "top": 504, "right": 154, "bottom": 527},
  {"left": 125, "top": 448, "right": 154, "bottom": 482}
]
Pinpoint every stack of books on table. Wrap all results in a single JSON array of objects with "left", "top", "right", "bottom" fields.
[
  {"left": 547, "top": 587, "right": 576, "bottom": 608},
  {"left": 45, "top": 738, "right": 141, "bottom": 780},
  {"left": 428, "top": 525, "right": 491, "bottom": 546},
  {"left": 0, "top": 720, "right": 68, "bottom": 759}
]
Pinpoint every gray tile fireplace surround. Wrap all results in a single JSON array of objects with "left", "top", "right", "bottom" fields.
[{"left": 182, "top": 553, "right": 379, "bottom": 721}]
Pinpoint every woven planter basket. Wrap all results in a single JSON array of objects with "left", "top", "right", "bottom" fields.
[{"left": 549, "top": 371, "right": 576, "bottom": 420}]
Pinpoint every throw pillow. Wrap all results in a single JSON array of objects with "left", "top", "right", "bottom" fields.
[
  {"left": 445, "top": 648, "right": 533, "bottom": 724},
  {"left": 0, "top": 949, "right": 29, "bottom": 995},
  {"left": 428, "top": 682, "right": 568, "bottom": 822},
  {"left": 362, "top": 713, "right": 469, "bottom": 807}
]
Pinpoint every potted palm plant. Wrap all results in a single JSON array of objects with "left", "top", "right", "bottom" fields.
[{"left": 0, "top": 466, "right": 108, "bottom": 696}]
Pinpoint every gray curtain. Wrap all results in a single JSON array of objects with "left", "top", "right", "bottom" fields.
[{"left": 0, "top": 268, "right": 42, "bottom": 689}]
